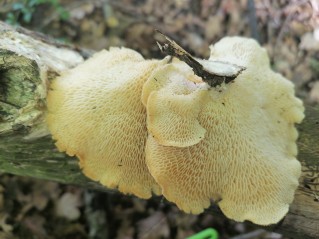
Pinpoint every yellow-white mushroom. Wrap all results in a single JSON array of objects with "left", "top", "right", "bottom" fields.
[
  {"left": 47, "top": 48, "right": 163, "bottom": 198},
  {"left": 143, "top": 37, "right": 304, "bottom": 225},
  {"left": 47, "top": 36, "right": 304, "bottom": 226},
  {"left": 142, "top": 62, "right": 210, "bottom": 147}
]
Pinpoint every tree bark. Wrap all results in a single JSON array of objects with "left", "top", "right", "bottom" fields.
[{"left": 0, "top": 22, "right": 318, "bottom": 239}]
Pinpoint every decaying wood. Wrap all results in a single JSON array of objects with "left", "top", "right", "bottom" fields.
[{"left": 0, "top": 22, "right": 318, "bottom": 239}]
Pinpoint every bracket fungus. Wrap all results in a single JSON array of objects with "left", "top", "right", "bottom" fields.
[
  {"left": 47, "top": 36, "right": 304, "bottom": 226},
  {"left": 143, "top": 37, "right": 304, "bottom": 225},
  {"left": 47, "top": 48, "right": 162, "bottom": 198}
]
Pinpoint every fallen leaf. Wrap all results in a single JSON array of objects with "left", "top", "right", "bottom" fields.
[
  {"left": 56, "top": 192, "right": 82, "bottom": 220},
  {"left": 300, "top": 32, "right": 319, "bottom": 51},
  {"left": 137, "top": 211, "right": 169, "bottom": 239},
  {"left": 22, "top": 215, "right": 48, "bottom": 238}
]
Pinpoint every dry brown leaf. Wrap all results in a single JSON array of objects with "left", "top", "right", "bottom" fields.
[
  {"left": 205, "top": 15, "right": 223, "bottom": 41},
  {"left": 300, "top": 32, "right": 319, "bottom": 51},
  {"left": 116, "top": 219, "right": 135, "bottom": 239},
  {"left": 22, "top": 215, "right": 48, "bottom": 238},
  {"left": 137, "top": 211, "right": 170, "bottom": 239},
  {"left": 56, "top": 192, "right": 82, "bottom": 220},
  {"left": 32, "top": 182, "right": 60, "bottom": 211},
  {"left": 292, "top": 62, "right": 313, "bottom": 87},
  {"left": 69, "top": 3, "right": 95, "bottom": 20}
]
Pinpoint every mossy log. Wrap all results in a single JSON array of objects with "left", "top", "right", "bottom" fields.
[{"left": 0, "top": 22, "right": 318, "bottom": 239}]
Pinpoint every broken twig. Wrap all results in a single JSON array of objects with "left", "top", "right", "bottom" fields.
[{"left": 156, "top": 30, "right": 245, "bottom": 87}]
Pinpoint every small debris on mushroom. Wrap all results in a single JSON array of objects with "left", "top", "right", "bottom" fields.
[{"left": 144, "top": 37, "right": 304, "bottom": 225}]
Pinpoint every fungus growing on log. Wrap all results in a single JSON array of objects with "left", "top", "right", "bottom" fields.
[
  {"left": 47, "top": 48, "right": 162, "bottom": 198},
  {"left": 143, "top": 37, "right": 304, "bottom": 225},
  {"left": 47, "top": 36, "right": 304, "bottom": 225}
]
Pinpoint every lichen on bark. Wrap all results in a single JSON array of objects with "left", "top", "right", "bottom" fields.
[{"left": 0, "top": 49, "right": 45, "bottom": 136}]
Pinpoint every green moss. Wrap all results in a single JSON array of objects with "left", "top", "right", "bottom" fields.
[
  {"left": 0, "top": 49, "right": 44, "bottom": 135},
  {"left": 0, "top": 49, "right": 39, "bottom": 107},
  {"left": 297, "top": 105, "right": 319, "bottom": 169}
]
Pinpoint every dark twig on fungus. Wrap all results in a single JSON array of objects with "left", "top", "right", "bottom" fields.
[{"left": 156, "top": 31, "right": 245, "bottom": 87}]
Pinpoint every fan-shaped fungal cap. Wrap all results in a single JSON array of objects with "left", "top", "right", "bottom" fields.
[
  {"left": 144, "top": 37, "right": 304, "bottom": 225},
  {"left": 47, "top": 48, "right": 162, "bottom": 198},
  {"left": 142, "top": 62, "right": 209, "bottom": 147}
]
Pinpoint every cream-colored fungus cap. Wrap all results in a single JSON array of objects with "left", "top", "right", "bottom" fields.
[
  {"left": 47, "top": 48, "right": 162, "bottom": 198},
  {"left": 142, "top": 62, "right": 210, "bottom": 147},
  {"left": 143, "top": 37, "right": 304, "bottom": 225}
]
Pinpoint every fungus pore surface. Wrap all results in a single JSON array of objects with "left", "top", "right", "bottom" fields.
[
  {"left": 142, "top": 62, "right": 209, "bottom": 147},
  {"left": 143, "top": 37, "right": 304, "bottom": 225},
  {"left": 47, "top": 48, "right": 162, "bottom": 198}
]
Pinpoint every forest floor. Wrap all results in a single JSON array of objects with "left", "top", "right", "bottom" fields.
[{"left": 0, "top": 0, "right": 318, "bottom": 239}]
